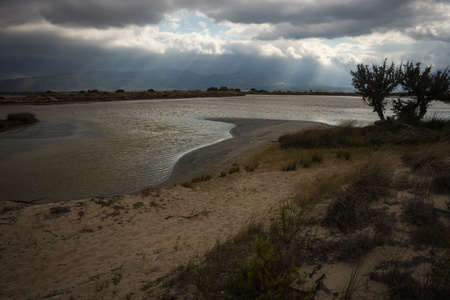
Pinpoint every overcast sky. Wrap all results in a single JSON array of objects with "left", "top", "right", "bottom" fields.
[{"left": 1, "top": 0, "right": 449, "bottom": 87}]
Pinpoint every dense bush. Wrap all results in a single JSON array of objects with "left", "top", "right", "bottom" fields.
[{"left": 6, "top": 112, "right": 38, "bottom": 124}]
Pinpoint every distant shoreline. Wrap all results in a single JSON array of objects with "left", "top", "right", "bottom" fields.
[
  {"left": 0, "top": 90, "right": 364, "bottom": 105},
  {"left": 0, "top": 90, "right": 246, "bottom": 105}
]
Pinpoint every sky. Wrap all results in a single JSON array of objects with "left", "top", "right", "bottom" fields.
[{"left": 0, "top": 0, "right": 449, "bottom": 88}]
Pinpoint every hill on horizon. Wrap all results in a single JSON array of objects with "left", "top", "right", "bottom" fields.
[{"left": 0, "top": 69, "right": 353, "bottom": 93}]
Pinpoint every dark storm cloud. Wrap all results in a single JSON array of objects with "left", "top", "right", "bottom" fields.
[
  {"left": 1, "top": 0, "right": 448, "bottom": 41},
  {"left": 0, "top": 0, "right": 170, "bottom": 28},
  {"left": 0, "top": 0, "right": 448, "bottom": 82},
  {"left": 205, "top": 0, "right": 449, "bottom": 40}
]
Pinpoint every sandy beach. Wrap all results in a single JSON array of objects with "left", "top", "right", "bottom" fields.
[
  {"left": 2, "top": 117, "right": 448, "bottom": 299},
  {"left": 0, "top": 118, "right": 327, "bottom": 299}
]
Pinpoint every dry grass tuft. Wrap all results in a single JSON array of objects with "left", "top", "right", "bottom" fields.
[
  {"left": 403, "top": 142, "right": 450, "bottom": 193},
  {"left": 323, "top": 151, "right": 396, "bottom": 233}
]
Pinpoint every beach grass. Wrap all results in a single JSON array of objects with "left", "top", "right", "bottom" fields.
[{"left": 159, "top": 118, "right": 450, "bottom": 299}]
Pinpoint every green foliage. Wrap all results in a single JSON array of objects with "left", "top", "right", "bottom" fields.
[
  {"left": 350, "top": 58, "right": 401, "bottom": 120},
  {"left": 225, "top": 236, "right": 304, "bottom": 299},
  {"left": 397, "top": 62, "right": 450, "bottom": 121},
  {"left": 351, "top": 59, "right": 449, "bottom": 121},
  {"left": 270, "top": 207, "right": 302, "bottom": 245},
  {"left": 115, "top": 89, "right": 125, "bottom": 93},
  {"left": 207, "top": 87, "right": 219, "bottom": 91}
]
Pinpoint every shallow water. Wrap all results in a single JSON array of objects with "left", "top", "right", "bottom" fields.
[{"left": 0, "top": 94, "right": 448, "bottom": 202}]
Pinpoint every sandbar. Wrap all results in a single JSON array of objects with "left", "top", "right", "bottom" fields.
[{"left": 163, "top": 118, "right": 328, "bottom": 185}]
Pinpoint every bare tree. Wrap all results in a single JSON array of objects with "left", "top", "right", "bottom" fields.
[
  {"left": 395, "top": 62, "right": 450, "bottom": 121},
  {"left": 351, "top": 58, "right": 401, "bottom": 120}
]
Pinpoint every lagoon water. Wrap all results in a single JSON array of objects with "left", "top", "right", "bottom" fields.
[{"left": 1, "top": 94, "right": 449, "bottom": 202}]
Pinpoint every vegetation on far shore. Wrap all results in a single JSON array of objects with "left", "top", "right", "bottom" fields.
[
  {"left": 0, "top": 112, "right": 39, "bottom": 132},
  {"left": 152, "top": 117, "right": 450, "bottom": 299},
  {"left": 0, "top": 87, "right": 364, "bottom": 105}
]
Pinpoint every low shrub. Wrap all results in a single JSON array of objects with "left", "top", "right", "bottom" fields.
[
  {"left": 228, "top": 165, "right": 240, "bottom": 174},
  {"left": 323, "top": 152, "right": 395, "bottom": 232},
  {"left": 225, "top": 236, "right": 307, "bottom": 299},
  {"left": 311, "top": 152, "right": 323, "bottom": 163},
  {"left": 282, "top": 161, "right": 297, "bottom": 171},
  {"left": 191, "top": 174, "right": 211, "bottom": 183},
  {"left": 6, "top": 112, "right": 38, "bottom": 124},
  {"left": 335, "top": 233, "right": 374, "bottom": 262},
  {"left": 402, "top": 143, "right": 450, "bottom": 193},
  {"left": 336, "top": 149, "right": 352, "bottom": 160},
  {"left": 244, "top": 163, "right": 259, "bottom": 172},
  {"left": 279, "top": 120, "right": 448, "bottom": 150},
  {"left": 402, "top": 198, "right": 438, "bottom": 226}
]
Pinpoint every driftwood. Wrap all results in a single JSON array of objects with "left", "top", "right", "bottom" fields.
[{"left": 164, "top": 212, "right": 202, "bottom": 220}]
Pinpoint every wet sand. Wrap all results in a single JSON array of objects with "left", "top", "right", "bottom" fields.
[{"left": 164, "top": 118, "right": 328, "bottom": 185}]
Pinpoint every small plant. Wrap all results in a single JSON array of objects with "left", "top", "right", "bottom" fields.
[
  {"left": 282, "top": 161, "right": 297, "bottom": 171},
  {"left": 337, "top": 149, "right": 352, "bottom": 160},
  {"left": 191, "top": 175, "right": 211, "bottom": 183},
  {"left": 244, "top": 163, "right": 259, "bottom": 172},
  {"left": 94, "top": 198, "right": 117, "bottom": 207},
  {"left": 300, "top": 158, "right": 312, "bottom": 168},
  {"left": 219, "top": 171, "right": 227, "bottom": 178},
  {"left": 49, "top": 206, "right": 71, "bottom": 215},
  {"left": 335, "top": 233, "right": 374, "bottom": 262},
  {"left": 342, "top": 259, "right": 364, "bottom": 300},
  {"left": 402, "top": 198, "right": 438, "bottom": 226},
  {"left": 414, "top": 224, "right": 450, "bottom": 248},
  {"left": 311, "top": 152, "right": 323, "bottom": 163},
  {"left": 269, "top": 207, "right": 302, "bottom": 244},
  {"left": 228, "top": 165, "right": 240, "bottom": 174},
  {"left": 140, "top": 186, "right": 155, "bottom": 197},
  {"left": 225, "top": 236, "right": 306, "bottom": 299},
  {"left": 373, "top": 210, "right": 395, "bottom": 246},
  {"left": 6, "top": 112, "right": 38, "bottom": 124}
]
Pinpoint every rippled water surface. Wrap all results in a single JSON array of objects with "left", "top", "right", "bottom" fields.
[{"left": 1, "top": 95, "right": 448, "bottom": 202}]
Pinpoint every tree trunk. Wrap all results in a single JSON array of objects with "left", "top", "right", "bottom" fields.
[
  {"left": 374, "top": 105, "right": 385, "bottom": 120},
  {"left": 417, "top": 101, "right": 429, "bottom": 120}
]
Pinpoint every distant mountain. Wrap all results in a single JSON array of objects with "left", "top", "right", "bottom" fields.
[{"left": 0, "top": 69, "right": 352, "bottom": 93}]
